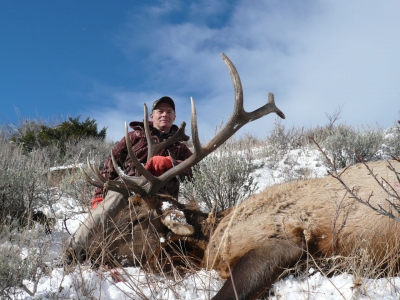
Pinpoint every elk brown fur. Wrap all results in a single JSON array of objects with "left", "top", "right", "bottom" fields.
[{"left": 203, "top": 159, "right": 400, "bottom": 299}]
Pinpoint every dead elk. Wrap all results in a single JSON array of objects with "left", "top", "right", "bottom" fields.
[
  {"left": 205, "top": 159, "right": 400, "bottom": 299},
  {"left": 81, "top": 53, "right": 400, "bottom": 299},
  {"left": 120, "top": 159, "right": 400, "bottom": 300}
]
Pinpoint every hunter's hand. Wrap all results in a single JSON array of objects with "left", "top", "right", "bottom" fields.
[{"left": 145, "top": 156, "right": 173, "bottom": 176}]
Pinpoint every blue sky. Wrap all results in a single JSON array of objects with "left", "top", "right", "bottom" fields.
[{"left": 1, "top": 1, "right": 399, "bottom": 142}]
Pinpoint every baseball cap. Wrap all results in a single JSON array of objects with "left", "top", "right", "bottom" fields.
[{"left": 152, "top": 96, "right": 175, "bottom": 111}]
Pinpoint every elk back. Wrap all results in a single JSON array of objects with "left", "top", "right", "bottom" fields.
[{"left": 204, "top": 160, "right": 400, "bottom": 278}]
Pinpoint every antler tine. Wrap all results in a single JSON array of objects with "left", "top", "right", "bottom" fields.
[
  {"left": 189, "top": 96, "right": 202, "bottom": 153},
  {"left": 80, "top": 157, "right": 103, "bottom": 189},
  {"left": 223, "top": 53, "right": 244, "bottom": 117},
  {"left": 143, "top": 104, "right": 154, "bottom": 158},
  {"left": 124, "top": 121, "right": 154, "bottom": 183},
  {"left": 86, "top": 156, "right": 107, "bottom": 185},
  {"left": 80, "top": 168, "right": 100, "bottom": 187},
  {"left": 109, "top": 145, "right": 150, "bottom": 195},
  {"left": 80, "top": 156, "right": 130, "bottom": 195},
  {"left": 203, "top": 53, "right": 285, "bottom": 152}
]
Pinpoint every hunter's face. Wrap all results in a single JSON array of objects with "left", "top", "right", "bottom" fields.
[{"left": 150, "top": 102, "right": 176, "bottom": 133}]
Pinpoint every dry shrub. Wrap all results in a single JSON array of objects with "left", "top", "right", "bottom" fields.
[
  {"left": 230, "top": 132, "right": 265, "bottom": 152},
  {"left": 320, "top": 124, "right": 384, "bottom": 168},
  {"left": 265, "top": 119, "right": 308, "bottom": 154},
  {"left": 383, "top": 118, "right": 400, "bottom": 157},
  {"left": 180, "top": 136, "right": 258, "bottom": 212},
  {"left": 48, "top": 137, "right": 114, "bottom": 209},
  {"left": 58, "top": 136, "right": 114, "bottom": 167},
  {"left": 0, "top": 221, "right": 50, "bottom": 298},
  {"left": 0, "top": 133, "right": 54, "bottom": 226}
]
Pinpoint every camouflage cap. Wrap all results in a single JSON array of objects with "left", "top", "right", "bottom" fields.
[{"left": 152, "top": 96, "right": 175, "bottom": 111}]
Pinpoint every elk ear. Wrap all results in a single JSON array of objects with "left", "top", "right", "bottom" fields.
[
  {"left": 185, "top": 199, "right": 201, "bottom": 210},
  {"left": 128, "top": 194, "right": 147, "bottom": 207},
  {"left": 283, "top": 224, "right": 308, "bottom": 243},
  {"left": 290, "top": 226, "right": 304, "bottom": 237}
]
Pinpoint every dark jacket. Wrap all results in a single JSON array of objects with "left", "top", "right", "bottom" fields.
[{"left": 94, "top": 121, "right": 193, "bottom": 199}]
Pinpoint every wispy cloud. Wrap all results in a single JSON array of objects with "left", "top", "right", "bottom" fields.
[{"left": 83, "top": 0, "right": 400, "bottom": 141}]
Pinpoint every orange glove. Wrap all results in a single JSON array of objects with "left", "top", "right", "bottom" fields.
[
  {"left": 145, "top": 156, "right": 173, "bottom": 176},
  {"left": 91, "top": 197, "right": 103, "bottom": 210}
]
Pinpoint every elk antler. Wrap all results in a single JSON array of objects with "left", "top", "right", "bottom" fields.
[{"left": 81, "top": 53, "right": 285, "bottom": 197}]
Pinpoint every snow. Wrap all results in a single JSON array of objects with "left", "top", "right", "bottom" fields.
[
  {"left": 270, "top": 272, "right": 400, "bottom": 300},
  {"left": 26, "top": 268, "right": 223, "bottom": 300},
  {"left": 49, "top": 163, "right": 84, "bottom": 171},
  {"left": 9, "top": 147, "right": 400, "bottom": 299},
  {"left": 164, "top": 212, "right": 185, "bottom": 225},
  {"left": 252, "top": 148, "right": 328, "bottom": 192},
  {"left": 162, "top": 201, "right": 173, "bottom": 211}
]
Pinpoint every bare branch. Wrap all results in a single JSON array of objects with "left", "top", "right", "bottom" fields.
[
  {"left": 312, "top": 139, "right": 400, "bottom": 223},
  {"left": 325, "top": 105, "right": 343, "bottom": 129}
]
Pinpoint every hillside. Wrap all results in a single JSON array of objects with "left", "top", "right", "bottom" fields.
[{"left": 1, "top": 120, "right": 400, "bottom": 299}]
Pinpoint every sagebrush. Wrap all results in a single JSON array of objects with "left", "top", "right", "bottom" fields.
[{"left": 180, "top": 136, "right": 258, "bottom": 212}]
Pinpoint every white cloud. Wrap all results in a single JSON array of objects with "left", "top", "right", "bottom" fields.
[{"left": 87, "top": 0, "right": 400, "bottom": 141}]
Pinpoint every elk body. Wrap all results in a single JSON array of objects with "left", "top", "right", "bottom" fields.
[
  {"left": 80, "top": 53, "right": 400, "bottom": 299},
  {"left": 204, "top": 159, "right": 400, "bottom": 299},
  {"left": 111, "top": 160, "right": 400, "bottom": 300}
]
